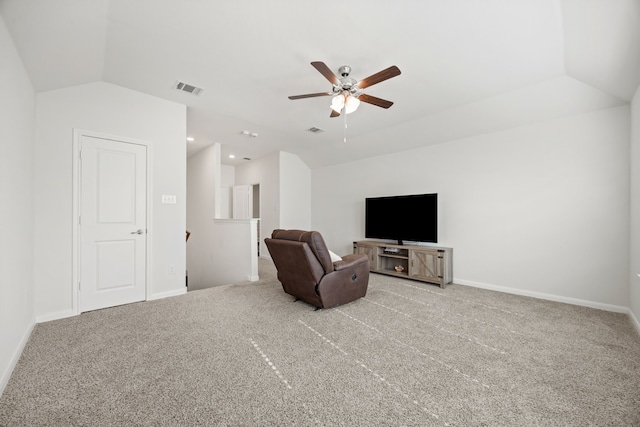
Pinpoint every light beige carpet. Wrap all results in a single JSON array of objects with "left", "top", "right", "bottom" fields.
[{"left": 1, "top": 259, "right": 639, "bottom": 426}]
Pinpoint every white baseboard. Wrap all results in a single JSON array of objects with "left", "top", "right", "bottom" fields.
[
  {"left": 36, "top": 309, "right": 77, "bottom": 324},
  {"left": 147, "top": 288, "right": 187, "bottom": 301},
  {"left": 35, "top": 290, "right": 188, "bottom": 322},
  {"left": 454, "top": 278, "right": 629, "bottom": 314},
  {"left": 629, "top": 309, "right": 640, "bottom": 337},
  {"left": 246, "top": 275, "right": 260, "bottom": 281},
  {"left": 0, "top": 320, "right": 35, "bottom": 397}
]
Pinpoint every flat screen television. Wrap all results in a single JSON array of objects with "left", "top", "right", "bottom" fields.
[{"left": 365, "top": 193, "right": 437, "bottom": 245}]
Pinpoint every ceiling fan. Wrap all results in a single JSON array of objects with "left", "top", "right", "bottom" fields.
[{"left": 288, "top": 62, "right": 401, "bottom": 117}]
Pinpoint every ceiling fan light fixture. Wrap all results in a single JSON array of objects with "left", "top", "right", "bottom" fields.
[
  {"left": 331, "top": 93, "right": 345, "bottom": 113},
  {"left": 331, "top": 92, "right": 360, "bottom": 114},
  {"left": 344, "top": 95, "right": 360, "bottom": 114}
]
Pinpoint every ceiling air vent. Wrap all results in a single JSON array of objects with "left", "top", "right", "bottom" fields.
[
  {"left": 173, "top": 80, "right": 204, "bottom": 96},
  {"left": 307, "top": 127, "right": 325, "bottom": 134}
]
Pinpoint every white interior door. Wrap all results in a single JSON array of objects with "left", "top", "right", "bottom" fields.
[
  {"left": 79, "top": 135, "right": 147, "bottom": 312},
  {"left": 232, "top": 185, "right": 252, "bottom": 219}
]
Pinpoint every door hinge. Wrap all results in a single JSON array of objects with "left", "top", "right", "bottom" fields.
[{"left": 78, "top": 281, "right": 81, "bottom": 291}]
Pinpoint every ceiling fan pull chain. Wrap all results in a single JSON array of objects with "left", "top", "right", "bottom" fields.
[{"left": 343, "top": 109, "right": 348, "bottom": 143}]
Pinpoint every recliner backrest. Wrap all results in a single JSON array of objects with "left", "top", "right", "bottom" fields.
[{"left": 271, "top": 229, "right": 334, "bottom": 274}]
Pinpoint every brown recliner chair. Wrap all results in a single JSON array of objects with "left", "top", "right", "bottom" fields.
[{"left": 264, "top": 229, "right": 370, "bottom": 309}]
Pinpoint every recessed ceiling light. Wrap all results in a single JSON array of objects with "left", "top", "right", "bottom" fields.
[
  {"left": 229, "top": 154, "right": 236, "bottom": 159},
  {"left": 186, "top": 137, "right": 195, "bottom": 142}
]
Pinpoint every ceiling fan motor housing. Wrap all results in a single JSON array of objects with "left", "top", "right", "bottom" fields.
[
  {"left": 333, "top": 66, "right": 358, "bottom": 94},
  {"left": 338, "top": 65, "right": 351, "bottom": 77}
]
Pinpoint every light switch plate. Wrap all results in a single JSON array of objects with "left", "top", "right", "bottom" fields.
[{"left": 162, "top": 194, "right": 177, "bottom": 204}]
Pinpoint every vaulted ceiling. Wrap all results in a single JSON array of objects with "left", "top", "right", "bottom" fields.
[{"left": 2, "top": 0, "right": 639, "bottom": 168}]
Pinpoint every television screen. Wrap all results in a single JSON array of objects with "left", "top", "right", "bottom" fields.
[{"left": 365, "top": 193, "right": 437, "bottom": 244}]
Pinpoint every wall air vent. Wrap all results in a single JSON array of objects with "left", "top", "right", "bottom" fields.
[
  {"left": 173, "top": 80, "right": 204, "bottom": 96},
  {"left": 307, "top": 127, "right": 325, "bottom": 134}
]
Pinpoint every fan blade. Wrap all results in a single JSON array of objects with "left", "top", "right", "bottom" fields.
[
  {"left": 330, "top": 109, "right": 340, "bottom": 118},
  {"left": 359, "top": 94, "right": 394, "bottom": 109},
  {"left": 358, "top": 65, "right": 401, "bottom": 89},
  {"left": 311, "top": 61, "right": 340, "bottom": 85},
  {"left": 288, "top": 92, "right": 332, "bottom": 100}
]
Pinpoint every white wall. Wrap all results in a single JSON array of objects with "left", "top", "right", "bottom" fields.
[
  {"left": 631, "top": 87, "right": 640, "bottom": 330},
  {"left": 235, "top": 151, "right": 311, "bottom": 254},
  {"left": 0, "top": 15, "right": 36, "bottom": 394},
  {"left": 34, "top": 82, "right": 187, "bottom": 320},
  {"left": 217, "top": 164, "right": 234, "bottom": 219},
  {"left": 279, "top": 151, "right": 311, "bottom": 231},
  {"left": 312, "top": 106, "right": 630, "bottom": 310},
  {"left": 221, "top": 164, "right": 235, "bottom": 187},
  {"left": 186, "top": 144, "right": 258, "bottom": 289},
  {"left": 235, "top": 152, "right": 280, "bottom": 252},
  {"left": 187, "top": 144, "right": 215, "bottom": 288}
]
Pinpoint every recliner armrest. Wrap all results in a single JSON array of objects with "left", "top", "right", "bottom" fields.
[{"left": 333, "top": 253, "right": 368, "bottom": 271}]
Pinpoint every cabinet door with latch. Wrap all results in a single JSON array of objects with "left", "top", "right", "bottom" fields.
[
  {"left": 409, "top": 250, "right": 441, "bottom": 284},
  {"left": 355, "top": 244, "right": 378, "bottom": 270}
]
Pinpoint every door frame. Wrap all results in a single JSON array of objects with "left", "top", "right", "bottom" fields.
[{"left": 71, "top": 129, "right": 153, "bottom": 314}]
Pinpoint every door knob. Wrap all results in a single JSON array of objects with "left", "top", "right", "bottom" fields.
[{"left": 131, "top": 229, "right": 145, "bottom": 235}]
